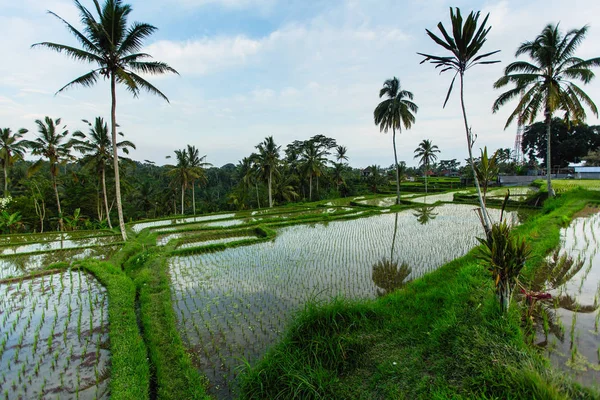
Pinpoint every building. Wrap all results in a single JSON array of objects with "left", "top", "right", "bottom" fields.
[{"left": 574, "top": 166, "right": 600, "bottom": 179}]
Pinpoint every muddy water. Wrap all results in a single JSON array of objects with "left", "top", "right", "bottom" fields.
[{"left": 0, "top": 270, "right": 110, "bottom": 399}]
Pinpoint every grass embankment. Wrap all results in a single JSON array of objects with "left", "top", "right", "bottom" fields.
[
  {"left": 123, "top": 232, "right": 210, "bottom": 400},
  {"left": 239, "top": 189, "right": 600, "bottom": 399},
  {"left": 70, "top": 259, "right": 150, "bottom": 400},
  {"left": 534, "top": 179, "right": 600, "bottom": 193}
]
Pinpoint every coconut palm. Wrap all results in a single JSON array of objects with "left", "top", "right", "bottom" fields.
[
  {"left": 374, "top": 77, "right": 418, "bottom": 205},
  {"left": 418, "top": 7, "right": 500, "bottom": 234},
  {"left": 166, "top": 149, "right": 197, "bottom": 214},
  {"left": 336, "top": 145, "right": 348, "bottom": 163},
  {"left": 186, "top": 145, "right": 212, "bottom": 215},
  {"left": 0, "top": 127, "right": 29, "bottom": 197},
  {"left": 71, "top": 117, "right": 136, "bottom": 228},
  {"left": 413, "top": 139, "right": 440, "bottom": 194},
  {"left": 32, "top": 0, "right": 179, "bottom": 240},
  {"left": 300, "top": 141, "right": 328, "bottom": 201},
  {"left": 492, "top": 24, "right": 600, "bottom": 197},
  {"left": 254, "top": 136, "right": 280, "bottom": 208},
  {"left": 28, "top": 117, "right": 72, "bottom": 231}
]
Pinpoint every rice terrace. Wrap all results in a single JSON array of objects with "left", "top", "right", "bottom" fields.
[{"left": 2, "top": 0, "right": 600, "bottom": 399}]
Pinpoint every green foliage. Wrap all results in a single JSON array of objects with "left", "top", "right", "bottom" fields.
[{"left": 0, "top": 211, "right": 23, "bottom": 234}]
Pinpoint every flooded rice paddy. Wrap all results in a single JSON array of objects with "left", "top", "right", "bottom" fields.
[
  {"left": 131, "top": 213, "right": 236, "bottom": 232},
  {"left": 533, "top": 208, "right": 600, "bottom": 388},
  {"left": 0, "top": 270, "right": 110, "bottom": 399},
  {"left": 0, "top": 235, "right": 120, "bottom": 256},
  {"left": 169, "top": 204, "right": 523, "bottom": 398}
]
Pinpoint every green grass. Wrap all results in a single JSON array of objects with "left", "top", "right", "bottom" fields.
[
  {"left": 534, "top": 179, "right": 600, "bottom": 193},
  {"left": 238, "top": 189, "right": 600, "bottom": 399},
  {"left": 124, "top": 233, "right": 210, "bottom": 400},
  {"left": 71, "top": 259, "right": 150, "bottom": 400}
]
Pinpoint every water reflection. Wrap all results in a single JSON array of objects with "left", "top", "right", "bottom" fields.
[
  {"left": 413, "top": 205, "right": 438, "bottom": 225},
  {"left": 372, "top": 213, "right": 413, "bottom": 297}
]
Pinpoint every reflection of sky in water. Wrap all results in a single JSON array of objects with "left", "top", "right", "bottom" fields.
[
  {"left": 177, "top": 235, "right": 257, "bottom": 249},
  {"left": 540, "top": 211, "right": 600, "bottom": 387},
  {"left": 0, "top": 271, "right": 109, "bottom": 399},
  {"left": 0, "top": 235, "right": 120, "bottom": 256},
  {"left": 131, "top": 213, "right": 236, "bottom": 232},
  {"left": 169, "top": 204, "right": 522, "bottom": 398}
]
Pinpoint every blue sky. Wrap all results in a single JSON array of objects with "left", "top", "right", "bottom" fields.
[{"left": 1, "top": 0, "right": 599, "bottom": 168}]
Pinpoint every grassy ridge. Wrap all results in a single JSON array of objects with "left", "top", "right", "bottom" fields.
[
  {"left": 239, "top": 189, "right": 600, "bottom": 399},
  {"left": 123, "top": 233, "right": 210, "bottom": 400},
  {"left": 72, "top": 259, "right": 150, "bottom": 400}
]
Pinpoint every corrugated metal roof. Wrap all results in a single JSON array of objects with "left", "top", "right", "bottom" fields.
[{"left": 574, "top": 167, "right": 600, "bottom": 173}]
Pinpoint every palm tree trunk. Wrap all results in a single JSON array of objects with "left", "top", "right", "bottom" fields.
[
  {"left": 424, "top": 162, "right": 428, "bottom": 194},
  {"left": 110, "top": 73, "right": 127, "bottom": 241},
  {"left": 460, "top": 73, "right": 491, "bottom": 235},
  {"left": 392, "top": 127, "right": 401, "bottom": 204},
  {"left": 3, "top": 162, "right": 8, "bottom": 197},
  {"left": 268, "top": 169, "right": 273, "bottom": 208},
  {"left": 391, "top": 212, "right": 399, "bottom": 261},
  {"left": 192, "top": 180, "right": 196, "bottom": 214},
  {"left": 316, "top": 175, "right": 319, "bottom": 199},
  {"left": 101, "top": 167, "right": 113, "bottom": 229},
  {"left": 309, "top": 174, "right": 313, "bottom": 201},
  {"left": 545, "top": 110, "right": 555, "bottom": 197},
  {"left": 52, "top": 173, "right": 63, "bottom": 231},
  {"left": 181, "top": 183, "right": 185, "bottom": 214},
  {"left": 255, "top": 182, "right": 261, "bottom": 209}
]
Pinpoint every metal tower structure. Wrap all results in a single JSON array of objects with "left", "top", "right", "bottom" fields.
[{"left": 513, "top": 125, "right": 524, "bottom": 165}]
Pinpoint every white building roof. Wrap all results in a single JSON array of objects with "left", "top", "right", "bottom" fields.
[{"left": 574, "top": 166, "right": 600, "bottom": 173}]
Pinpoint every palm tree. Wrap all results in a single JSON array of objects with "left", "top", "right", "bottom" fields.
[
  {"left": 300, "top": 141, "right": 328, "bottom": 201},
  {"left": 336, "top": 145, "right": 348, "bottom": 163},
  {"left": 492, "top": 24, "right": 600, "bottom": 197},
  {"left": 413, "top": 139, "right": 440, "bottom": 194},
  {"left": 33, "top": 0, "right": 179, "bottom": 240},
  {"left": 71, "top": 117, "right": 136, "bottom": 228},
  {"left": 374, "top": 77, "right": 418, "bottom": 205},
  {"left": 418, "top": 7, "right": 500, "bottom": 234},
  {"left": 186, "top": 145, "right": 211, "bottom": 215},
  {"left": 254, "top": 136, "right": 280, "bottom": 208},
  {"left": 166, "top": 149, "right": 196, "bottom": 214},
  {"left": 0, "top": 127, "right": 29, "bottom": 197},
  {"left": 28, "top": 117, "right": 72, "bottom": 231}
]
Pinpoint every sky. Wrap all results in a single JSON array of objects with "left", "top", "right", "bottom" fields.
[{"left": 1, "top": 0, "right": 600, "bottom": 168}]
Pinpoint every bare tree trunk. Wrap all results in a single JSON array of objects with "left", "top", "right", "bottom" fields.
[
  {"left": 181, "top": 183, "right": 185, "bottom": 214},
  {"left": 3, "top": 163, "right": 7, "bottom": 197},
  {"left": 460, "top": 72, "right": 491, "bottom": 235},
  {"left": 255, "top": 182, "right": 261, "bottom": 209},
  {"left": 110, "top": 74, "right": 127, "bottom": 241},
  {"left": 268, "top": 169, "right": 273, "bottom": 208},
  {"left": 52, "top": 172, "right": 64, "bottom": 231},
  {"left": 192, "top": 180, "right": 196, "bottom": 214},
  {"left": 101, "top": 167, "right": 112, "bottom": 229},
  {"left": 545, "top": 110, "right": 555, "bottom": 197},
  {"left": 392, "top": 127, "right": 401, "bottom": 204}
]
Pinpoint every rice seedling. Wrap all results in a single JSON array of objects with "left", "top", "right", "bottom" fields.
[{"left": 167, "top": 204, "right": 522, "bottom": 397}]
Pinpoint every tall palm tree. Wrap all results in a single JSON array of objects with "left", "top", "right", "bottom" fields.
[
  {"left": 166, "top": 149, "right": 196, "bottom": 215},
  {"left": 71, "top": 117, "right": 136, "bottom": 228},
  {"left": 413, "top": 139, "right": 440, "bottom": 194},
  {"left": 336, "top": 145, "right": 348, "bottom": 163},
  {"left": 492, "top": 24, "right": 600, "bottom": 197},
  {"left": 300, "top": 141, "right": 328, "bottom": 201},
  {"left": 0, "top": 127, "right": 29, "bottom": 197},
  {"left": 186, "top": 145, "right": 211, "bottom": 215},
  {"left": 418, "top": 7, "right": 499, "bottom": 234},
  {"left": 28, "top": 117, "right": 72, "bottom": 231},
  {"left": 254, "top": 136, "right": 280, "bottom": 208},
  {"left": 374, "top": 77, "right": 418, "bottom": 205},
  {"left": 32, "top": 0, "right": 179, "bottom": 240}
]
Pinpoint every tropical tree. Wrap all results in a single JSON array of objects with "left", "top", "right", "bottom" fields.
[
  {"left": 374, "top": 77, "right": 418, "bottom": 205},
  {"left": 0, "top": 127, "right": 29, "bottom": 197},
  {"left": 493, "top": 24, "right": 600, "bottom": 196},
  {"left": 413, "top": 139, "right": 440, "bottom": 193},
  {"left": 300, "top": 141, "right": 328, "bottom": 201},
  {"left": 28, "top": 117, "right": 72, "bottom": 231},
  {"left": 71, "top": 117, "right": 135, "bottom": 228},
  {"left": 33, "top": 0, "right": 179, "bottom": 240},
  {"left": 418, "top": 7, "right": 500, "bottom": 234},
  {"left": 336, "top": 145, "right": 349, "bottom": 163},
  {"left": 166, "top": 149, "right": 196, "bottom": 214},
  {"left": 254, "top": 136, "right": 280, "bottom": 208},
  {"left": 186, "top": 145, "right": 211, "bottom": 214},
  {"left": 474, "top": 147, "right": 499, "bottom": 203}
]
